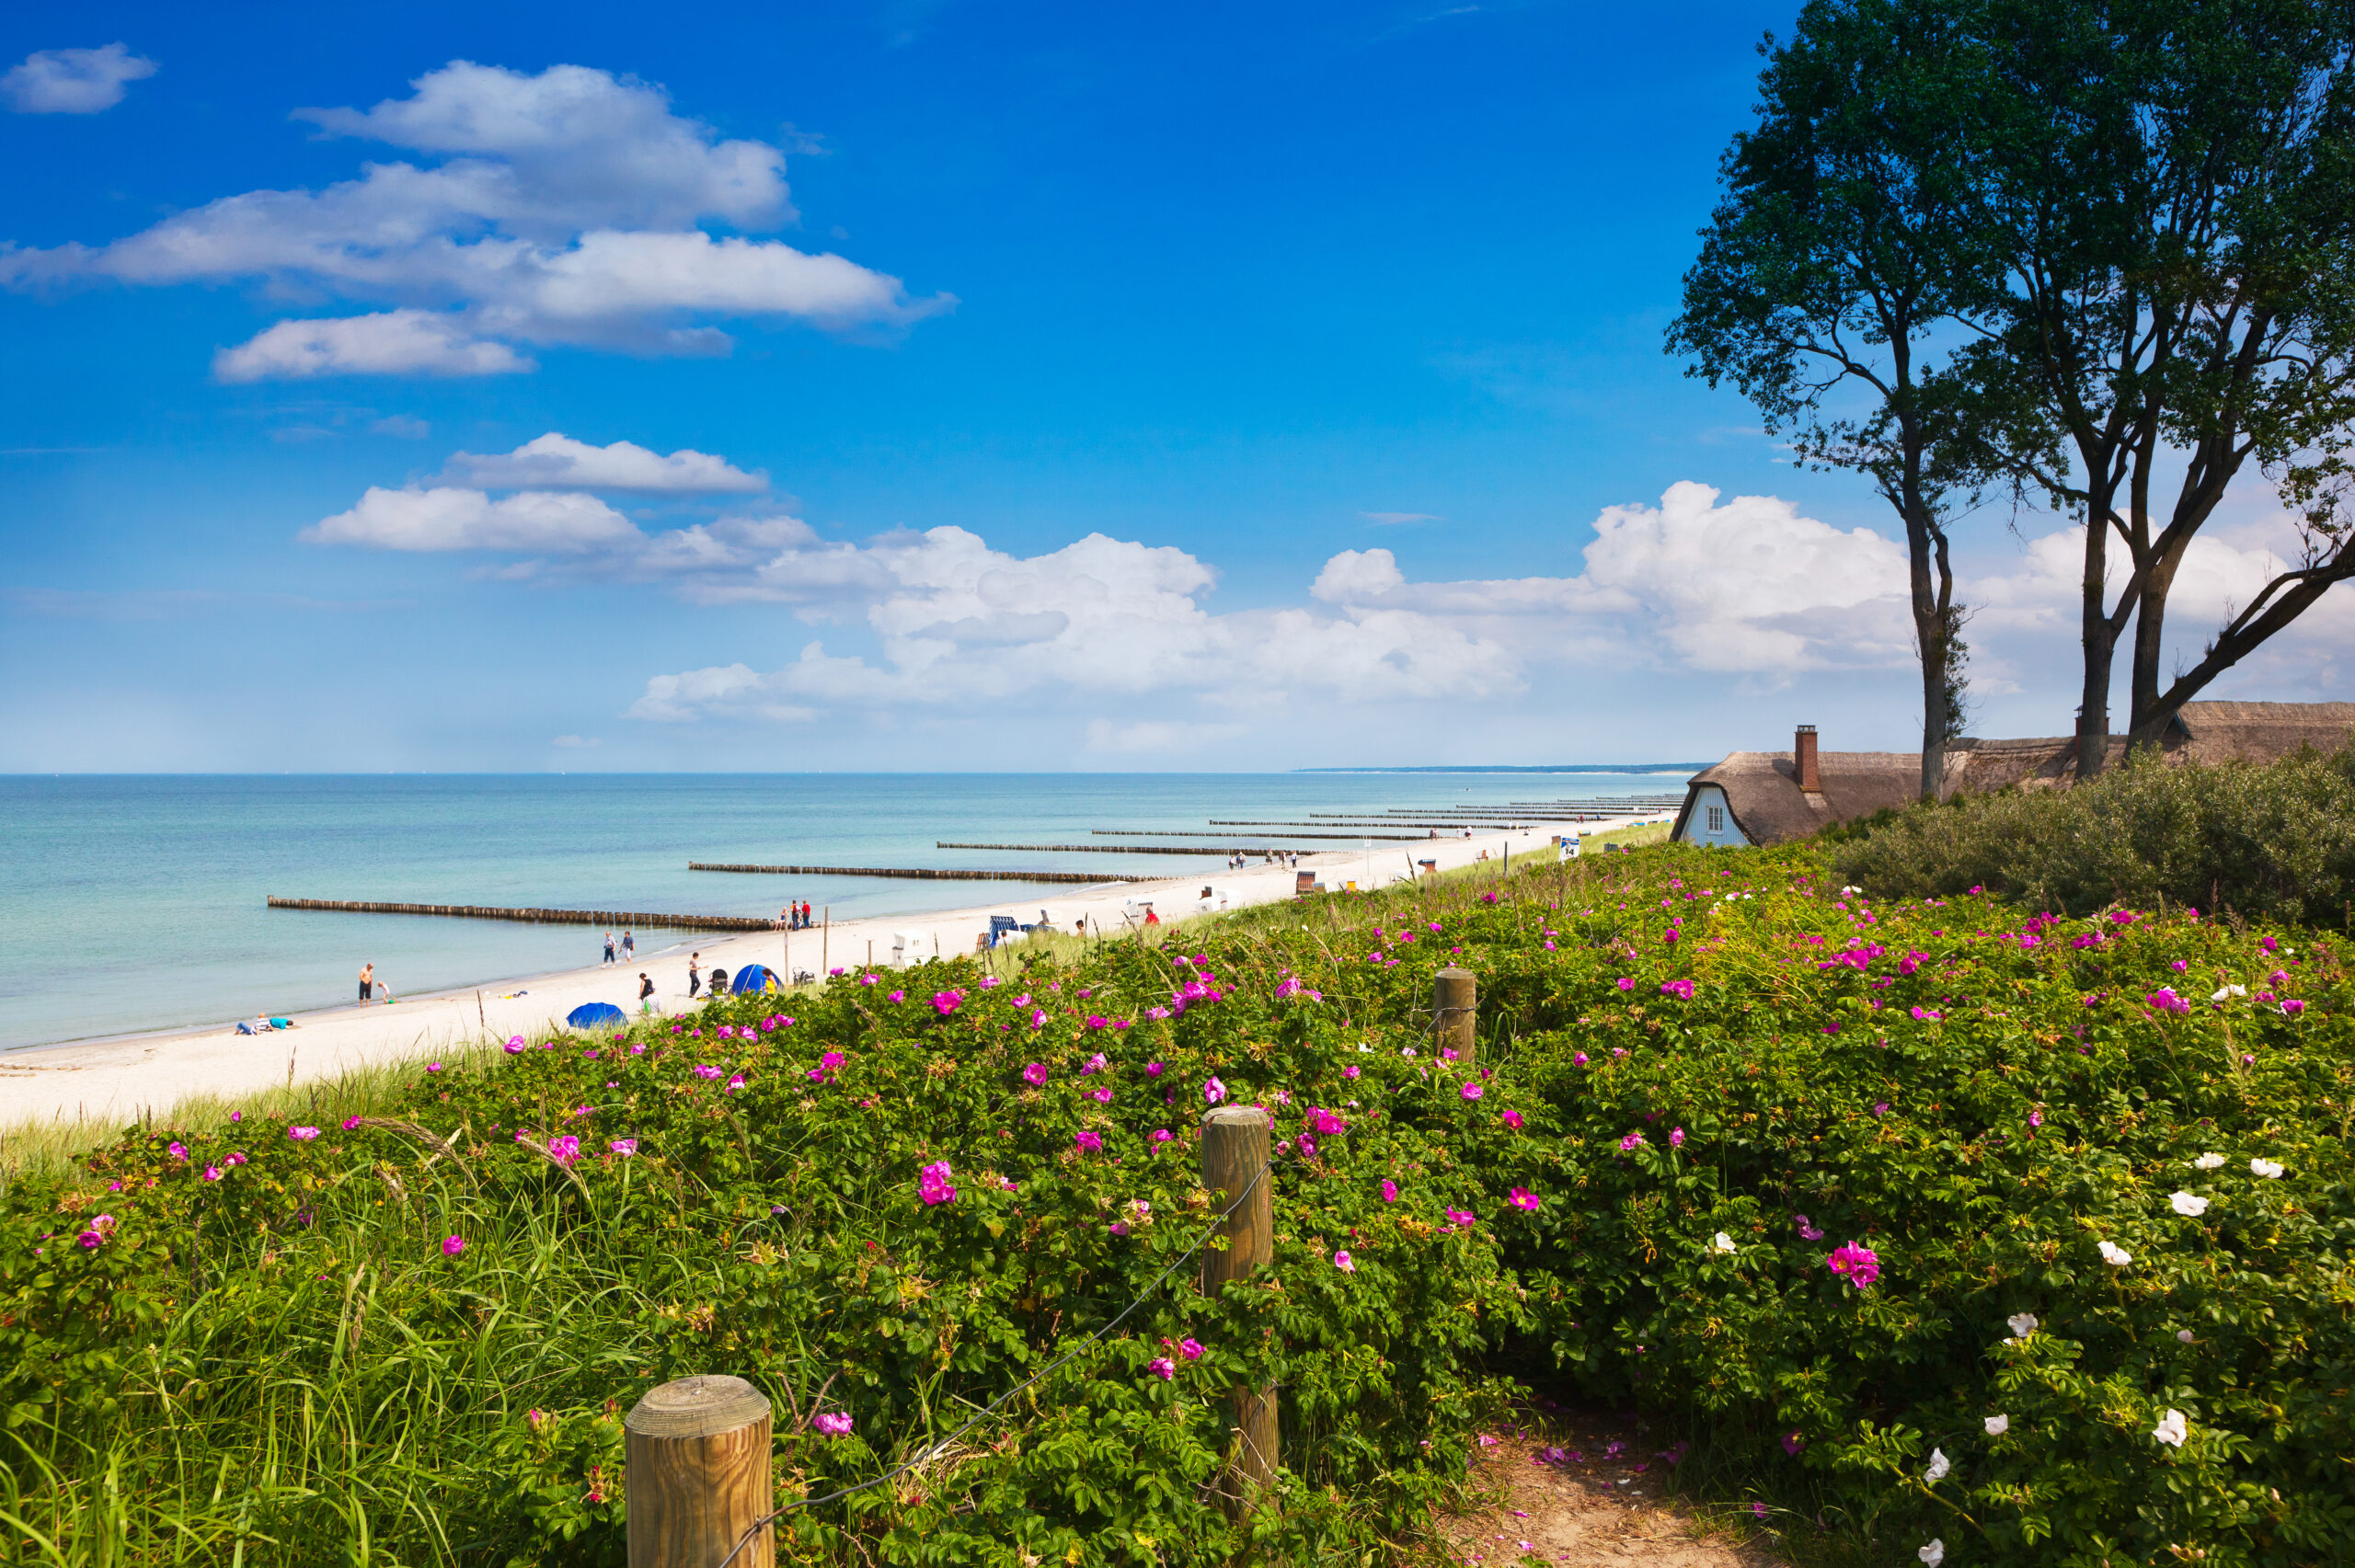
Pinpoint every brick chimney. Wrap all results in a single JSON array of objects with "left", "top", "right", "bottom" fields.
[{"left": 1795, "top": 724, "right": 1822, "bottom": 793}]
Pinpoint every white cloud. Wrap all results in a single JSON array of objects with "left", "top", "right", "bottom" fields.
[
  {"left": 213, "top": 310, "right": 534, "bottom": 381},
  {"left": 1313, "top": 547, "right": 1407, "bottom": 601},
  {"left": 2, "top": 44, "right": 155, "bottom": 114},
  {"left": 1311, "top": 482, "right": 1915, "bottom": 674},
  {"left": 4, "top": 61, "right": 950, "bottom": 376},
  {"left": 320, "top": 470, "right": 2336, "bottom": 738},
  {"left": 443, "top": 431, "right": 764, "bottom": 493},
  {"left": 302, "top": 486, "right": 639, "bottom": 551}
]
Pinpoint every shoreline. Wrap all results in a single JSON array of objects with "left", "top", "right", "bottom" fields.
[{"left": 0, "top": 821, "right": 1637, "bottom": 1131}]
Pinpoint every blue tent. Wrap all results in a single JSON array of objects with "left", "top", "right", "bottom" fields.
[
  {"left": 567, "top": 1001, "right": 627, "bottom": 1028},
  {"left": 729, "top": 964, "right": 778, "bottom": 994}
]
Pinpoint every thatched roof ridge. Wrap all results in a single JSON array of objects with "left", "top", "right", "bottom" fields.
[{"left": 2172, "top": 701, "right": 2355, "bottom": 765}]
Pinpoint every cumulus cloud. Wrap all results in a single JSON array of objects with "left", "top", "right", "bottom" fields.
[
  {"left": 2, "top": 44, "right": 155, "bottom": 114},
  {"left": 1312, "top": 548, "right": 1407, "bottom": 601},
  {"left": 5, "top": 61, "right": 950, "bottom": 376},
  {"left": 317, "top": 470, "right": 2201, "bottom": 729},
  {"left": 443, "top": 431, "right": 764, "bottom": 493},
  {"left": 214, "top": 310, "right": 534, "bottom": 381},
  {"left": 302, "top": 486, "right": 639, "bottom": 551},
  {"left": 1311, "top": 483, "right": 1915, "bottom": 674}
]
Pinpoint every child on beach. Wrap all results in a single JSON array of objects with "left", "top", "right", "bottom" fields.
[{"left": 687, "top": 953, "right": 702, "bottom": 998}]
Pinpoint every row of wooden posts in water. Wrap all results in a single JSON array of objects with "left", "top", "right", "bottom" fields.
[{"left": 623, "top": 968, "right": 1480, "bottom": 1566}]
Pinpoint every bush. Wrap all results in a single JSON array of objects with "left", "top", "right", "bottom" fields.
[
  {"left": 1829, "top": 743, "right": 2355, "bottom": 925},
  {"left": 0, "top": 847, "right": 2348, "bottom": 1565}
]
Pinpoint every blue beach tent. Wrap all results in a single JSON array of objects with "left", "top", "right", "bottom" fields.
[
  {"left": 566, "top": 1001, "right": 627, "bottom": 1029},
  {"left": 729, "top": 964, "right": 779, "bottom": 994}
]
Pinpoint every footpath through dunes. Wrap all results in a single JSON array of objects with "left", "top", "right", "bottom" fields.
[{"left": 0, "top": 838, "right": 2339, "bottom": 1564}]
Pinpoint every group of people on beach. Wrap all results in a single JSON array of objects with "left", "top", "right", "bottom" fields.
[
  {"left": 356, "top": 961, "right": 392, "bottom": 1003},
  {"left": 1225, "top": 851, "right": 1300, "bottom": 870},
  {"left": 779, "top": 901, "right": 813, "bottom": 930},
  {"left": 601, "top": 930, "right": 635, "bottom": 965}
]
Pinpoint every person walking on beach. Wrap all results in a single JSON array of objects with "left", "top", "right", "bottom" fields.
[
  {"left": 622, "top": 930, "right": 635, "bottom": 961},
  {"left": 687, "top": 952, "right": 702, "bottom": 997},
  {"left": 602, "top": 931, "right": 615, "bottom": 966},
  {"left": 638, "top": 972, "right": 656, "bottom": 1013},
  {"left": 358, "top": 962, "right": 374, "bottom": 1002}
]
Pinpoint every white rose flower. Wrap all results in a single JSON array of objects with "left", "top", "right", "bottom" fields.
[
  {"left": 2152, "top": 1409, "right": 2188, "bottom": 1448},
  {"left": 1924, "top": 1448, "right": 1951, "bottom": 1482},
  {"left": 2006, "top": 1312, "right": 2039, "bottom": 1338},
  {"left": 2177, "top": 1329, "right": 2197, "bottom": 1344},
  {"left": 1919, "top": 1539, "right": 1946, "bottom": 1567},
  {"left": 2209, "top": 984, "right": 2245, "bottom": 1001},
  {"left": 1984, "top": 1414, "right": 2009, "bottom": 1436},
  {"left": 2249, "top": 1158, "right": 2284, "bottom": 1179},
  {"left": 1712, "top": 1231, "right": 1736, "bottom": 1253},
  {"left": 2097, "top": 1240, "right": 2132, "bottom": 1266},
  {"left": 2168, "top": 1191, "right": 2210, "bottom": 1217},
  {"left": 2191, "top": 1152, "right": 2225, "bottom": 1170}
]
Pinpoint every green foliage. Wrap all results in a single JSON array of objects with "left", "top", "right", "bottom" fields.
[
  {"left": 0, "top": 844, "right": 2349, "bottom": 1565},
  {"left": 1832, "top": 744, "right": 2355, "bottom": 923}
]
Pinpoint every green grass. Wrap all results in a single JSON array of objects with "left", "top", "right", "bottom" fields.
[{"left": 3, "top": 830, "right": 2344, "bottom": 1565}]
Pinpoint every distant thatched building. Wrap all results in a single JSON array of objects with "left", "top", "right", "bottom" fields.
[{"left": 1671, "top": 702, "right": 2355, "bottom": 849}]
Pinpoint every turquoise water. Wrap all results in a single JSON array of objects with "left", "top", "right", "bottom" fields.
[{"left": 0, "top": 773, "right": 1691, "bottom": 1050}]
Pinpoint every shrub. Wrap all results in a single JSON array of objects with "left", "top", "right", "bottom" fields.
[
  {"left": 1830, "top": 743, "right": 2355, "bottom": 924},
  {"left": 0, "top": 847, "right": 2348, "bottom": 1565}
]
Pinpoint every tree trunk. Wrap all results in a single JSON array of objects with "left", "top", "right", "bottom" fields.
[
  {"left": 2127, "top": 531, "right": 2190, "bottom": 746},
  {"left": 2076, "top": 511, "right": 2114, "bottom": 780},
  {"left": 1919, "top": 640, "right": 1948, "bottom": 800}
]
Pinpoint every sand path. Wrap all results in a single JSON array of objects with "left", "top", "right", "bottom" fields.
[{"left": 0, "top": 819, "right": 1645, "bottom": 1129}]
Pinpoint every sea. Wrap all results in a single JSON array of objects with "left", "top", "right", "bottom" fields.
[{"left": 0, "top": 772, "right": 1695, "bottom": 1052}]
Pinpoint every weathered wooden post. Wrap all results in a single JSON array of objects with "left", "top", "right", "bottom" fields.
[
  {"left": 626, "top": 1374, "right": 774, "bottom": 1568},
  {"left": 1200, "top": 1104, "right": 1277, "bottom": 1515},
  {"left": 1434, "top": 966, "right": 1477, "bottom": 1069}
]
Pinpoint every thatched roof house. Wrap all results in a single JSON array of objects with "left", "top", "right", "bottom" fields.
[{"left": 1671, "top": 702, "right": 2355, "bottom": 848}]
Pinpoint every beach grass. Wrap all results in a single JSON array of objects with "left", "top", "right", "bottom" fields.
[{"left": 0, "top": 835, "right": 2345, "bottom": 1563}]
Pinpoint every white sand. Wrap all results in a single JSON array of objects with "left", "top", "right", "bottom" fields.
[{"left": 0, "top": 819, "right": 1652, "bottom": 1129}]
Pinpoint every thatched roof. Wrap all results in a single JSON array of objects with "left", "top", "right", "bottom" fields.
[
  {"left": 1674, "top": 701, "right": 2355, "bottom": 847},
  {"left": 1673, "top": 750, "right": 1929, "bottom": 847},
  {"left": 2171, "top": 700, "right": 2355, "bottom": 764}
]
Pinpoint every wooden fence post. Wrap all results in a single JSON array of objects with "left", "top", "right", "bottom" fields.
[
  {"left": 626, "top": 1374, "right": 774, "bottom": 1568},
  {"left": 1434, "top": 966, "right": 1477, "bottom": 1070},
  {"left": 1200, "top": 1104, "right": 1277, "bottom": 1516}
]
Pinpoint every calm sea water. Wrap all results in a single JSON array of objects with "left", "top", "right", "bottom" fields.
[{"left": 0, "top": 773, "right": 1693, "bottom": 1050}]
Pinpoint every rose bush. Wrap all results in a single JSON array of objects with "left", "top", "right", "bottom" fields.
[{"left": 0, "top": 846, "right": 2345, "bottom": 1565}]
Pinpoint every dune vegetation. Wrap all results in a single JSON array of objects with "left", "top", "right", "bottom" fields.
[{"left": 0, "top": 835, "right": 2345, "bottom": 1567}]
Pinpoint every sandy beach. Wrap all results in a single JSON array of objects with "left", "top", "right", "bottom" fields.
[{"left": 0, "top": 818, "right": 1648, "bottom": 1131}]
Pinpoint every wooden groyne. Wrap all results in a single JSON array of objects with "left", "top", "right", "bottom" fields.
[
  {"left": 688, "top": 862, "right": 1155, "bottom": 885},
  {"left": 267, "top": 898, "right": 773, "bottom": 931},
  {"left": 1089, "top": 829, "right": 1425, "bottom": 841},
  {"left": 936, "top": 841, "right": 1308, "bottom": 856}
]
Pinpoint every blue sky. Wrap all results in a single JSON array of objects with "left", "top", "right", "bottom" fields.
[{"left": 4, "top": 1, "right": 2346, "bottom": 773}]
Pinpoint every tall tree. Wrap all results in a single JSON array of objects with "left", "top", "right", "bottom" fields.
[
  {"left": 1953, "top": 0, "right": 2355, "bottom": 773},
  {"left": 1670, "top": 0, "right": 2019, "bottom": 802}
]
